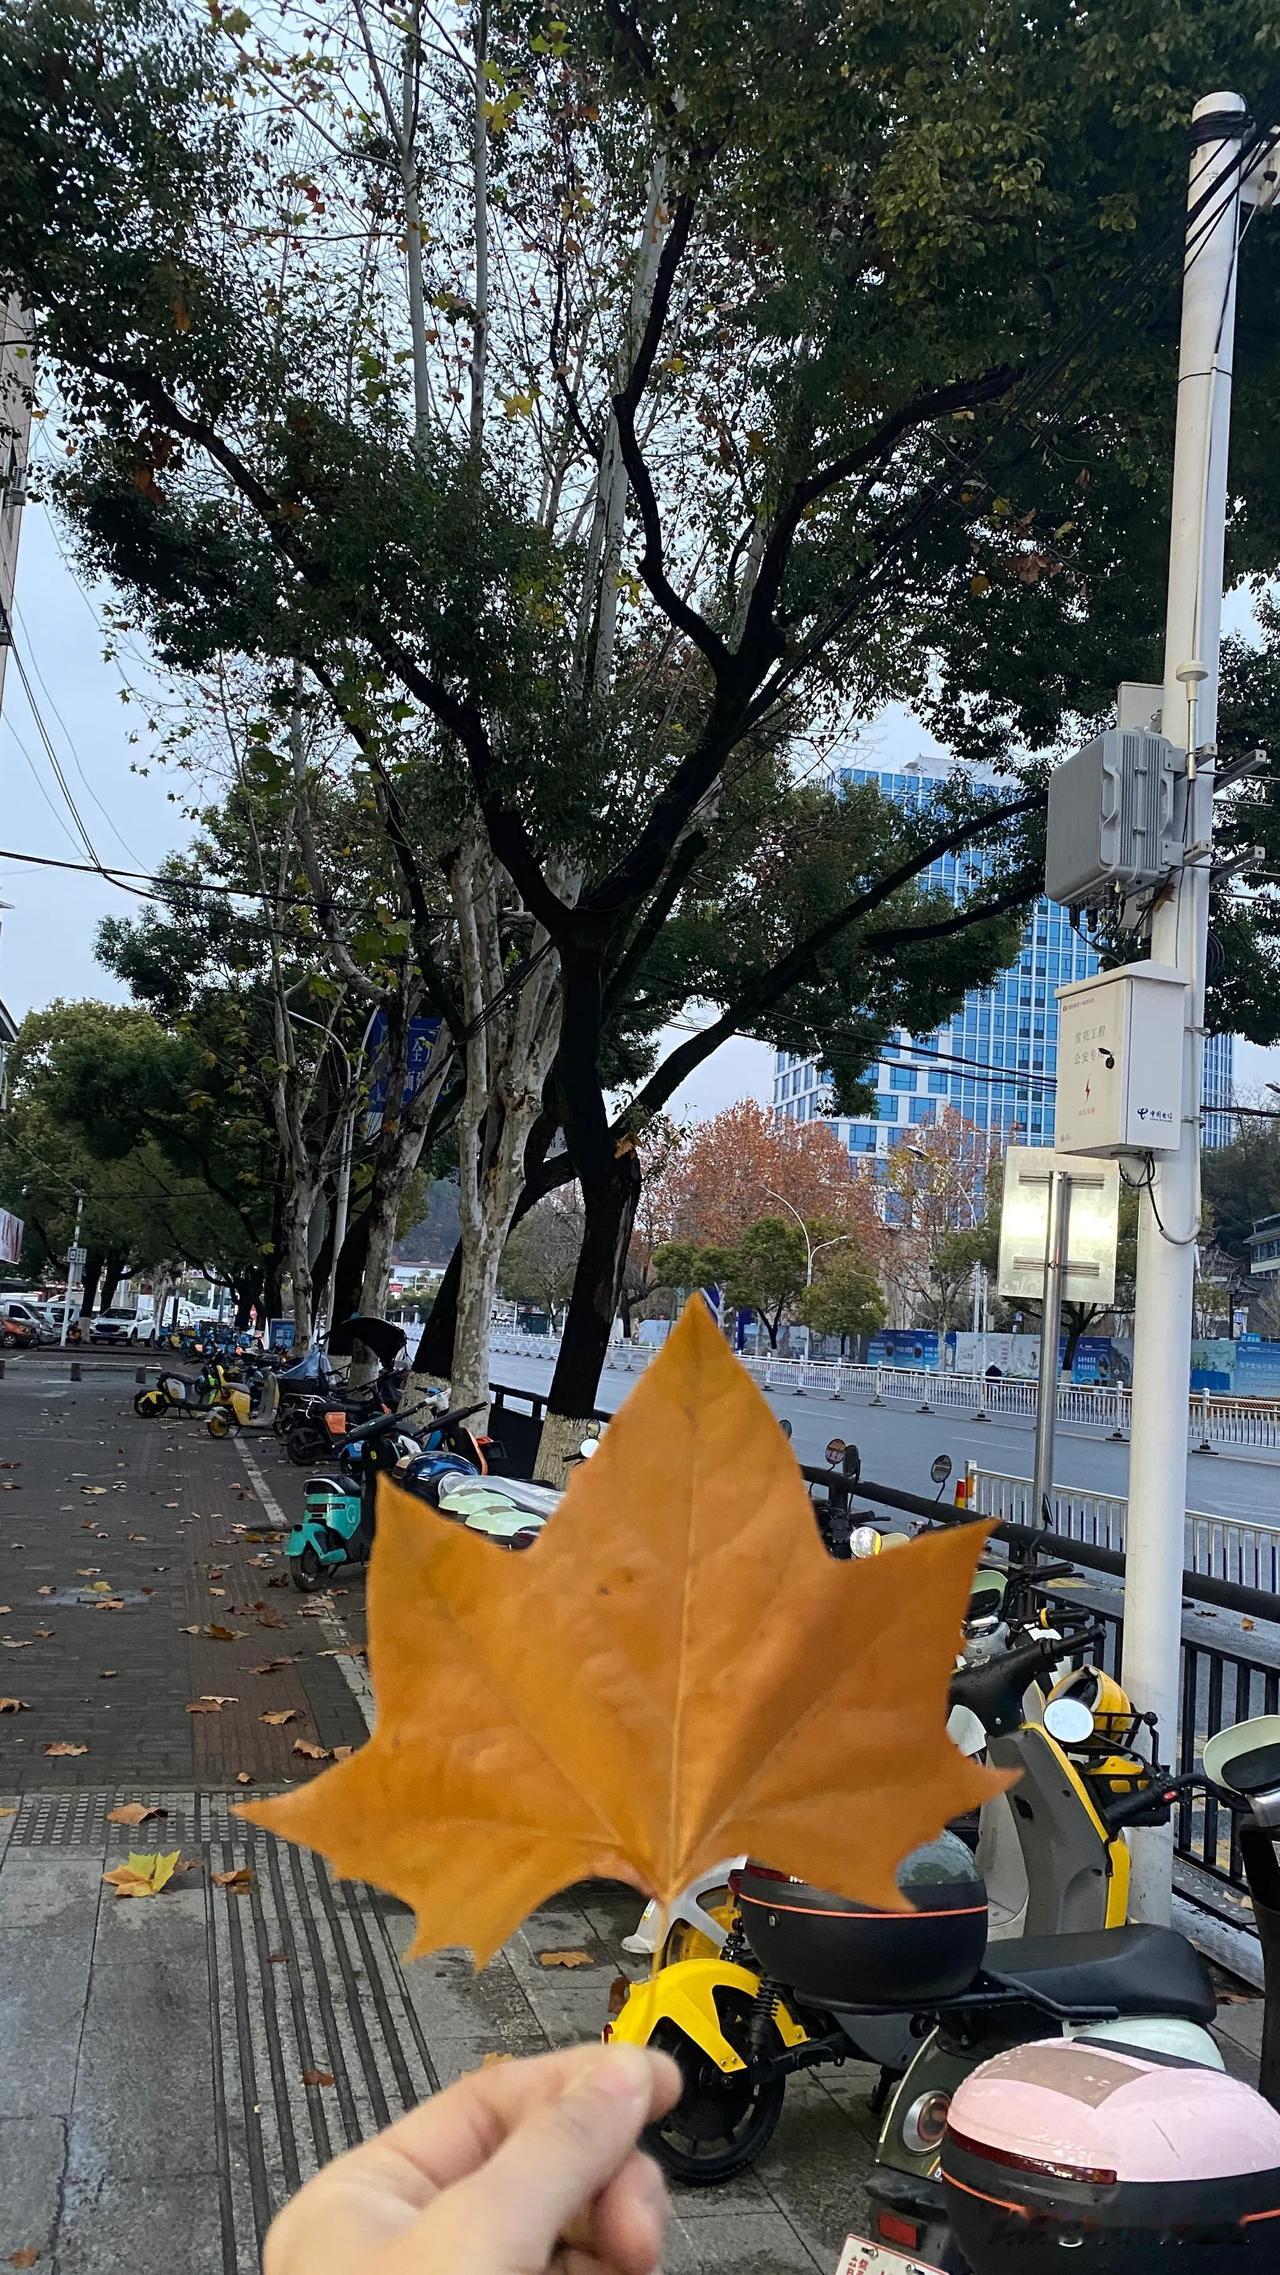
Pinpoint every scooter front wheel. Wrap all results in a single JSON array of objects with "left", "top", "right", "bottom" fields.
[
  {"left": 644, "top": 2001, "right": 785, "bottom": 2185},
  {"left": 290, "top": 1544, "right": 328, "bottom": 1593},
  {"left": 207, "top": 1408, "right": 234, "bottom": 1438},
  {"left": 133, "top": 1389, "right": 166, "bottom": 1418}
]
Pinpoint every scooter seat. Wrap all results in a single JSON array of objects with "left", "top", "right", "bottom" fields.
[{"left": 986, "top": 1922, "right": 1214, "bottom": 2023}]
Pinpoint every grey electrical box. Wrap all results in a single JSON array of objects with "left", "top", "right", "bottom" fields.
[{"left": 1045, "top": 727, "right": 1182, "bottom": 908}]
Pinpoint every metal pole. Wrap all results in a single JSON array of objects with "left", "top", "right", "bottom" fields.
[
  {"left": 1122, "top": 92, "right": 1248, "bottom": 1922},
  {"left": 1031, "top": 1172, "right": 1071, "bottom": 1527},
  {"left": 60, "top": 1192, "right": 83, "bottom": 1349}
]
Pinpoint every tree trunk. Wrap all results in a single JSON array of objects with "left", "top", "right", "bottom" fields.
[
  {"left": 82, "top": 1252, "right": 105, "bottom": 1317},
  {"left": 451, "top": 1224, "right": 503, "bottom": 1412},
  {"left": 99, "top": 1253, "right": 127, "bottom": 1314},
  {"left": 538, "top": 1145, "right": 640, "bottom": 1482},
  {"left": 282, "top": 1178, "right": 319, "bottom": 1351},
  {"left": 412, "top": 1239, "right": 462, "bottom": 1379},
  {"left": 334, "top": 1207, "right": 371, "bottom": 1327}
]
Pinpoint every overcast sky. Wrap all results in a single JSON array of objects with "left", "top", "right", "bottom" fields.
[{"left": 3, "top": 503, "right": 1278, "bottom": 1119}]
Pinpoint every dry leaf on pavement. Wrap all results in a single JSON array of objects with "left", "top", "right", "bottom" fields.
[
  {"left": 102, "top": 1850, "right": 181, "bottom": 1899},
  {"left": 242, "top": 1299, "right": 1004, "bottom": 1965},
  {"left": 251, "top": 1658, "right": 297, "bottom": 1674},
  {"left": 259, "top": 1710, "right": 298, "bottom": 1727},
  {"left": 0, "top": 1699, "right": 31, "bottom": 1713},
  {"left": 292, "top": 1739, "right": 331, "bottom": 1761},
  {"left": 301, "top": 2069, "right": 334, "bottom": 2088},
  {"left": 107, "top": 1803, "right": 168, "bottom": 1826},
  {"left": 236, "top": 1771, "right": 254, "bottom": 1785},
  {"left": 44, "top": 1742, "right": 88, "bottom": 1758},
  {"left": 1, "top": 1641, "right": 32, "bottom": 1650},
  {"left": 205, "top": 1624, "right": 245, "bottom": 1641},
  {"left": 211, "top": 1867, "right": 253, "bottom": 1892},
  {"left": 80, "top": 1487, "right": 108, "bottom": 1497},
  {"left": 537, "top": 1950, "right": 594, "bottom": 1969},
  {"left": 0, "top": 1807, "right": 16, "bottom": 1820},
  {"left": 185, "top": 1696, "right": 237, "bottom": 1714},
  {"left": 100, "top": 1670, "right": 118, "bottom": 1679},
  {"left": 9, "top": 2247, "right": 40, "bottom": 2268}
]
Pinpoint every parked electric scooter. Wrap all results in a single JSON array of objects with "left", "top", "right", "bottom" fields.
[
  {"left": 286, "top": 1400, "right": 496, "bottom": 1589},
  {"left": 606, "top": 1626, "right": 1215, "bottom": 2192},
  {"left": 859, "top": 1717, "right": 1280, "bottom": 2274},
  {"left": 133, "top": 1353, "right": 228, "bottom": 1419}
]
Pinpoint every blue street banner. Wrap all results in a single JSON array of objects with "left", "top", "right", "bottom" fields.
[
  {"left": 364, "top": 1012, "right": 442, "bottom": 1138},
  {"left": 268, "top": 1317, "right": 297, "bottom": 1352}
]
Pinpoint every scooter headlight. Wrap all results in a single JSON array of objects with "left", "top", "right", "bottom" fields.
[
  {"left": 848, "top": 1524, "right": 883, "bottom": 1559},
  {"left": 901, "top": 2089, "right": 951, "bottom": 2155}
]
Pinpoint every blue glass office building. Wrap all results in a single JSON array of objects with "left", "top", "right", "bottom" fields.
[{"left": 773, "top": 756, "right": 1235, "bottom": 1153}]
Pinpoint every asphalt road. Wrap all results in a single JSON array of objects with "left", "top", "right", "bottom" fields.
[{"left": 488, "top": 1348, "right": 1280, "bottom": 1521}]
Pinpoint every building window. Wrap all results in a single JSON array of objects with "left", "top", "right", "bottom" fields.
[
  {"left": 914, "top": 1099, "right": 937, "bottom": 1127},
  {"left": 889, "top": 1065, "right": 916, "bottom": 1091},
  {"left": 928, "top": 1071, "right": 950, "bottom": 1095},
  {"left": 877, "top": 1095, "right": 900, "bottom": 1123},
  {"left": 848, "top": 1124, "right": 878, "bottom": 1153}
]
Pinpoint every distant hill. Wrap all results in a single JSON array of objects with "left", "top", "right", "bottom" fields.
[{"left": 393, "top": 1178, "right": 462, "bottom": 1268}]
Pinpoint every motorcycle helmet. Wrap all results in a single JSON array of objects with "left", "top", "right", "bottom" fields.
[
  {"left": 942, "top": 2037, "right": 1280, "bottom": 2271},
  {"left": 1048, "top": 1662, "right": 1134, "bottom": 1743},
  {"left": 400, "top": 1451, "right": 477, "bottom": 1506}
]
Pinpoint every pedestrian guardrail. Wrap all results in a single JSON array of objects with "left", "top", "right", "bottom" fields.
[
  {"left": 487, "top": 1332, "right": 1280, "bottom": 1447},
  {"left": 967, "top": 1465, "right": 1280, "bottom": 1594}
]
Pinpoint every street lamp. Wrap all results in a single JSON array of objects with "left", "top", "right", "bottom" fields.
[{"left": 762, "top": 1187, "right": 851, "bottom": 1358}]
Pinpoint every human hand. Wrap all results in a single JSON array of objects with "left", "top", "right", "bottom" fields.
[{"left": 265, "top": 2040, "right": 681, "bottom": 2275}]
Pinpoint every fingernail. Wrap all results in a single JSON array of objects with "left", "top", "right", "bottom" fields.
[{"left": 580, "top": 2044, "right": 652, "bottom": 2103}]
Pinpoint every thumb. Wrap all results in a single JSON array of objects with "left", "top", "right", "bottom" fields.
[{"left": 420, "top": 2043, "right": 662, "bottom": 2272}]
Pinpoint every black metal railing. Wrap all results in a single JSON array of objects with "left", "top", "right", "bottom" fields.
[{"left": 808, "top": 1462, "right": 1280, "bottom": 1905}]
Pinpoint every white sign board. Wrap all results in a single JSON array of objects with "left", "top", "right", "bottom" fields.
[
  {"left": 66, "top": 1244, "right": 87, "bottom": 1276},
  {"left": 997, "top": 1148, "right": 1121, "bottom": 1305}
]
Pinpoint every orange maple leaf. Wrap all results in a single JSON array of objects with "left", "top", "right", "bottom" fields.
[{"left": 241, "top": 1300, "right": 1004, "bottom": 1964}]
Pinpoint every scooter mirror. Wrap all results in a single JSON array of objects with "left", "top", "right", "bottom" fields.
[
  {"left": 841, "top": 1443, "right": 861, "bottom": 1482},
  {"left": 930, "top": 1453, "right": 953, "bottom": 1486},
  {"left": 779, "top": 1418, "right": 793, "bottom": 1441},
  {"left": 825, "top": 1437, "right": 846, "bottom": 1468},
  {"left": 1043, "top": 1696, "right": 1096, "bottom": 1746}
]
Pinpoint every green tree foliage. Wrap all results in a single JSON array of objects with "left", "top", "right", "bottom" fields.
[
  {"left": 796, "top": 1250, "right": 886, "bottom": 1349},
  {"left": 0, "top": 1003, "right": 255, "bottom": 1303},
  {"left": 6, "top": 0, "right": 1280, "bottom": 1404}
]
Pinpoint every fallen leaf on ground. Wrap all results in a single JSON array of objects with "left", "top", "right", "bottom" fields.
[
  {"left": 96, "top": 1599, "right": 126, "bottom": 1612},
  {"left": 208, "top": 1588, "right": 227, "bottom": 1599},
  {"left": 0, "top": 1806, "right": 16, "bottom": 1819},
  {"left": 0, "top": 1606, "right": 8, "bottom": 1615},
  {"left": 0, "top": 1699, "right": 31, "bottom": 1713},
  {"left": 537, "top": 1950, "right": 593, "bottom": 1969},
  {"left": 127, "top": 1533, "right": 147, "bottom": 1542},
  {"left": 256, "top": 1610, "right": 288, "bottom": 1628},
  {"left": 241, "top": 1299, "right": 1003, "bottom": 1964},
  {"left": 75, "top": 1568, "right": 100, "bottom": 1578},
  {"left": 9, "top": 2247, "right": 40, "bottom": 2268},
  {"left": 89, "top": 1581, "right": 113, "bottom": 1594},
  {"left": 1243, "top": 1619, "right": 1256, "bottom": 1633},
  {"left": 102, "top": 1850, "right": 181, "bottom": 1899},
  {"left": 80, "top": 1487, "right": 107, "bottom": 1497},
  {"left": 332, "top": 1746, "right": 353, "bottom": 1761},
  {"left": 269, "top": 1950, "right": 287, "bottom": 1963},
  {"left": 248, "top": 1554, "right": 276, "bottom": 1568},
  {"left": 100, "top": 1670, "right": 118, "bottom": 1679},
  {"left": 212, "top": 1867, "right": 253, "bottom": 1892},
  {"left": 251, "top": 1658, "right": 297, "bottom": 1675},
  {"left": 44, "top": 1741, "right": 87, "bottom": 1757},
  {"left": 235, "top": 1771, "right": 254, "bottom": 1785},
  {"left": 301, "top": 2068, "right": 334, "bottom": 2088},
  {"left": 107, "top": 1803, "right": 168, "bottom": 1826},
  {"left": 1, "top": 1640, "right": 32, "bottom": 1650},
  {"left": 481, "top": 2052, "right": 513, "bottom": 2069},
  {"left": 319, "top": 1644, "right": 367, "bottom": 1660},
  {"left": 260, "top": 1709, "right": 298, "bottom": 1727},
  {"left": 266, "top": 1574, "right": 292, "bottom": 1589},
  {"left": 291, "top": 1739, "right": 331, "bottom": 1761},
  {"left": 36, "top": 1587, "right": 53, "bottom": 1597},
  {"left": 205, "top": 1624, "right": 245, "bottom": 1641},
  {"left": 186, "top": 1695, "right": 238, "bottom": 1713}
]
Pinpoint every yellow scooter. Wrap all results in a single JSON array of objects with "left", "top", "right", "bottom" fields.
[{"left": 605, "top": 1626, "right": 1184, "bottom": 2184}]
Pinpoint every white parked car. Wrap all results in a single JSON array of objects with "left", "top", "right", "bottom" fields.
[{"left": 88, "top": 1308, "right": 148, "bottom": 1345}]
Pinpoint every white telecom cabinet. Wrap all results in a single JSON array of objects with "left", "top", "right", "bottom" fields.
[{"left": 1053, "top": 962, "right": 1187, "bottom": 1157}]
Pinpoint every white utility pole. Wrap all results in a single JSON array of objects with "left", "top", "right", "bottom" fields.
[
  {"left": 60, "top": 1190, "right": 83, "bottom": 1348},
  {"left": 1122, "top": 92, "right": 1251, "bottom": 1919}
]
